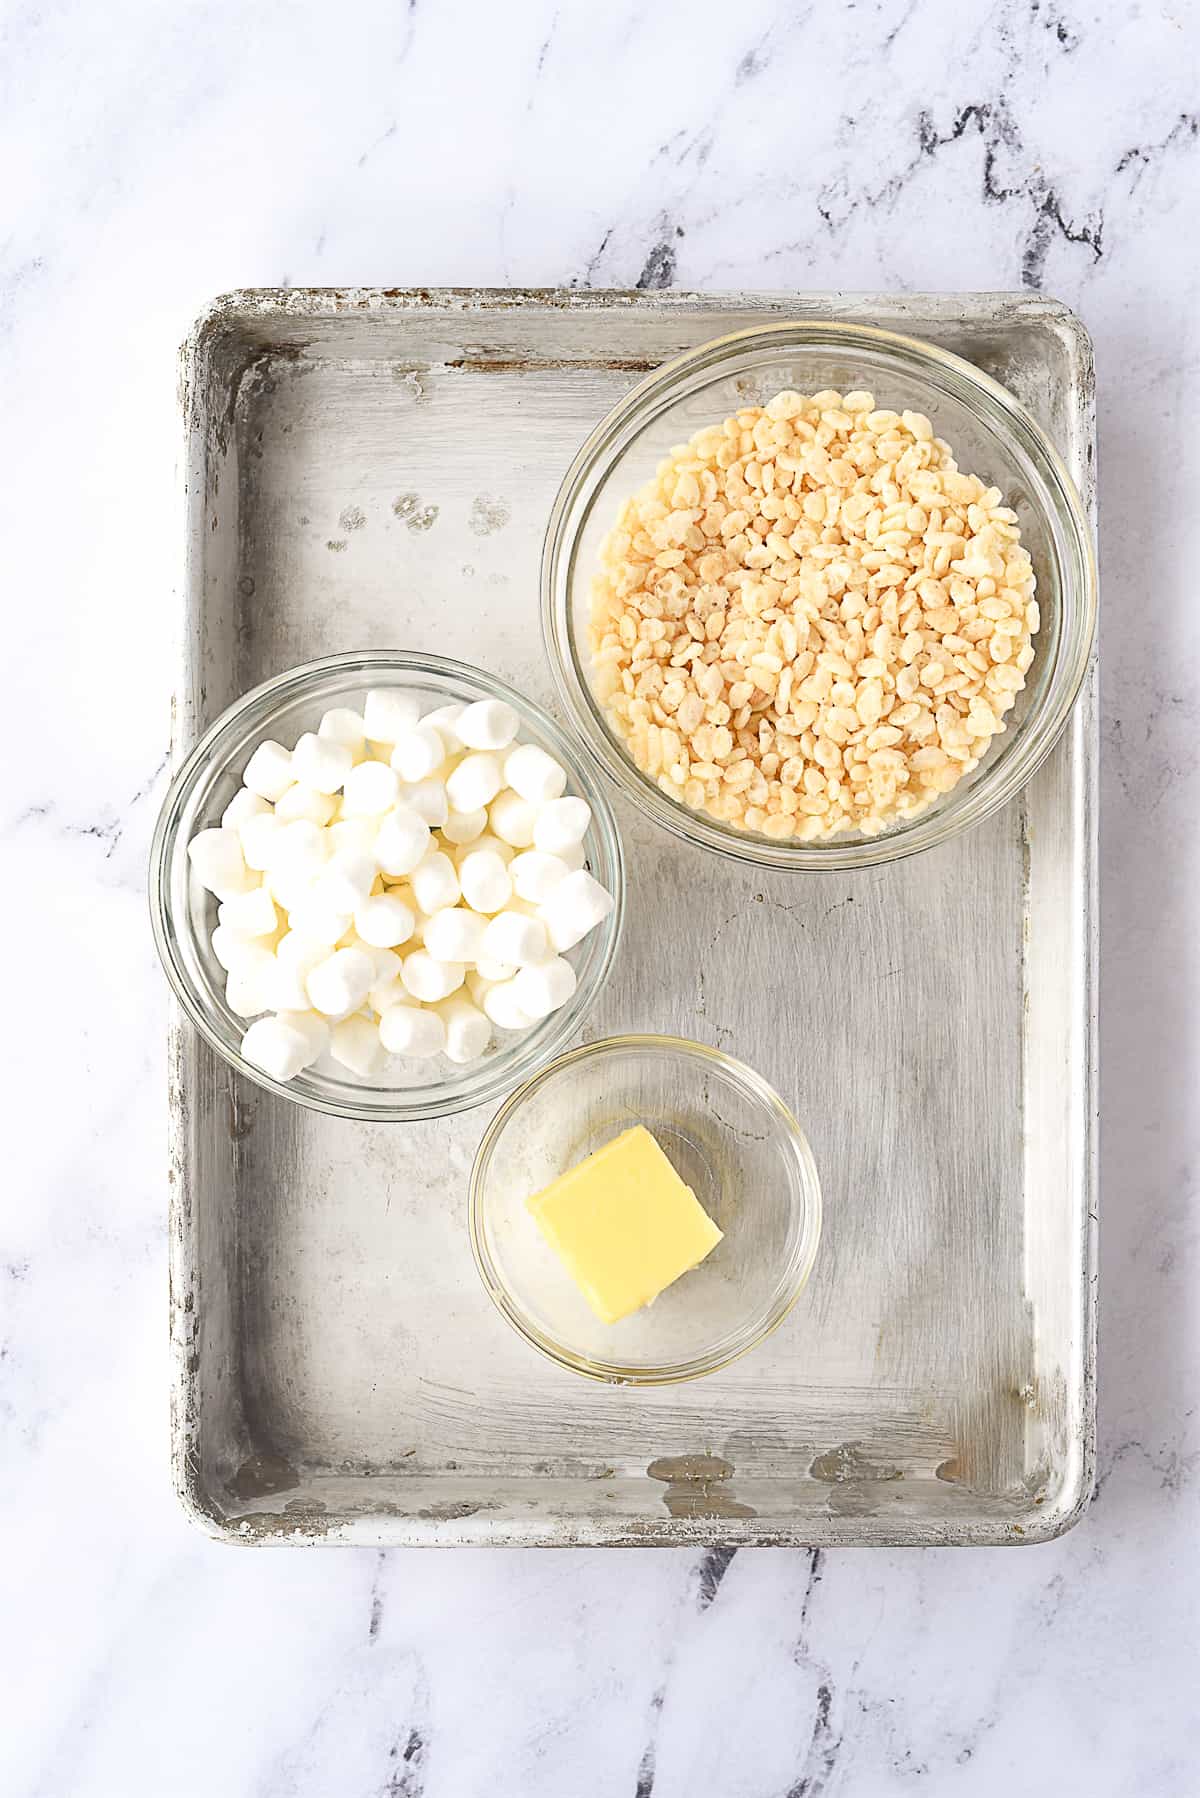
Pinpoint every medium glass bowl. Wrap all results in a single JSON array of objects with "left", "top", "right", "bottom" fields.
[
  {"left": 149, "top": 652, "right": 625, "bottom": 1121},
  {"left": 469, "top": 1035, "right": 822, "bottom": 1384},
  {"left": 542, "top": 320, "right": 1096, "bottom": 870}
]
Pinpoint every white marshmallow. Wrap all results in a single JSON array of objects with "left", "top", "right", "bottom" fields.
[
  {"left": 274, "top": 783, "right": 337, "bottom": 827},
  {"left": 330, "top": 1013, "right": 386, "bottom": 1077},
  {"left": 354, "top": 893, "right": 416, "bottom": 949},
  {"left": 474, "top": 954, "right": 517, "bottom": 984},
  {"left": 243, "top": 740, "right": 294, "bottom": 802},
  {"left": 266, "top": 864, "right": 319, "bottom": 914},
  {"left": 241, "top": 1015, "right": 311, "bottom": 1082},
  {"left": 375, "top": 806, "right": 430, "bottom": 877},
  {"left": 512, "top": 956, "right": 578, "bottom": 1021},
  {"left": 456, "top": 698, "right": 519, "bottom": 751},
  {"left": 401, "top": 950, "right": 465, "bottom": 1003},
  {"left": 315, "top": 849, "right": 377, "bottom": 914},
  {"left": 287, "top": 893, "right": 352, "bottom": 948},
  {"left": 459, "top": 849, "right": 511, "bottom": 915},
  {"left": 225, "top": 946, "right": 276, "bottom": 1017},
  {"left": 402, "top": 777, "right": 449, "bottom": 828},
  {"left": 291, "top": 731, "right": 353, "bottom": 795},
  {"left": 239, "top": 811, "right": 285, "bottom": 871},
  {"left": 272, "top": 819, "right": 331, "bottom": 882},
  {"left": 342, "top": 759, "right": 401, "bottom": 816},
  {"left": 369, "top": 974, "right": 406, "bottom": 1015},
  {"left": 503, "top": 743, "right": 567, "bottom": 805},
  {"left": 390, "top": 725, "right": 446, "bottom": 783},
  {"left": 533, "top": 795, "right": 591, "bottom": 855},
  {"left": 409, "top": 850, "right": 461, "bottom": 914},
  {"left": 379, "top": 1003, "right": 446, "bottom": 1058},
  {"left": 446, "top": 752, "right": 503, "bottom": 813},
  {"left": 217, "top": 886, "right": 279, "bottom": 939},
  {"left": 277, "top": 1009, "right": 331, "bottom": 1066},
  {"left": 508, "top": 850, "right": 570, "bottom": 905},
  {"left": 318, "top": 707, "right": 367, "bottom": 756},
  {"left": 422, "top": 905, "right": 488, "bottom": 964},
  {"left": 365, "top": 946, "right": 403, "bottom": 988},
  {"left": 558, "top": 842, "right": 587, "bottom": 873},
  {"left": 480, "top": 910, "right": 550, "bottom": 968},
  {"left": 441, "top": 805, "right": 488, "bottom": 846},
  {"left": 489, "top": 790, "right": 537, "bottom": 848},
  {"left": 457, "top": 830, "right": 513, "bottom": 866},
  {"left": 481, "top": 979, "right": 535, "bottom": 1032},
  {"left": 305, "top": 947, "right": 376, "bottom": 1018},
  {"left": 436, "top": 995, "right": 492, "bottom": 1064},
  {"left": 421, "top": 702, "right": 466, "bottom": 749},
  {"left": 211, "top": 924, "right": 268, "bottom": 974},
  {"left": 269, "top": 936, "right": 325, "bottom": 1010},
  {"left": 364, "top": 689, "right": 421, "bottom": 745},
  {"left": 328, "top": 815, "right": 380, "bottom": 860},
  {"left": 222, "top": 788, "right": 270, "bottom": 832},
  {"left": 188, "top": 828, "right": 254, "bottom": 898},
  {"left": 539, "top": 869, "right": 615, "bottom": 952}
]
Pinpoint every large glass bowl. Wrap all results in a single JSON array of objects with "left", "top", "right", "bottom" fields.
[
  {"left": 542, "top": 320, "right": 1096, "bottom": 871},
  {"left": 469, "top": 1035, "right": 822, "bottom": 1384},
  {"left": 149, "top": 652, "right": 625, "bottom": 1121}
]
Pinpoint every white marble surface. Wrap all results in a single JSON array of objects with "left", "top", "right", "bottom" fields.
[{"left": 3, "top": 0, "right": 1199, "bottom": 1791}]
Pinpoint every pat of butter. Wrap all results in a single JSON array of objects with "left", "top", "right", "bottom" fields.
[{"left": 526, "top": 1125, "right": 723, "bottom": 1325}]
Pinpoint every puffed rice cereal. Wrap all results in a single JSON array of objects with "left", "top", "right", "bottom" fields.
[{"left": 589, "top": 389, "right": 1038, "bottom": 840}]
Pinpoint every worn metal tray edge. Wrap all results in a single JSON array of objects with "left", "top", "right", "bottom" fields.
[{"left": 168, "top": 288, "right": 1097, "bottom": 1548}]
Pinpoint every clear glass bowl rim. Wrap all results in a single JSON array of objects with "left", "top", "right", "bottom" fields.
[
  {"left": 468, "top": 1032, "right": 824, "bottom": 1385},
  {"left": 149, "top": 650, "right": 626, "bottom": 1122},
  {"left": 541, "top": 317, "right": 1097, "bottom": 871}
]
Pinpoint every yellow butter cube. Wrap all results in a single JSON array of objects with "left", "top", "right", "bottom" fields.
[{"left": 526, "top": 1125, "right": 723, "bottom": 1325}]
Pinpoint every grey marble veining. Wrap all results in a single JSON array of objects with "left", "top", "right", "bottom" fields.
[{"left": 2, "top": 0, "right": 1198, "bottom": 1793}]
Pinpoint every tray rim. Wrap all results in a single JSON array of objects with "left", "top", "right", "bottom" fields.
[{"left": 168, "top": 286, "right": 1097, "bottom": 1548}]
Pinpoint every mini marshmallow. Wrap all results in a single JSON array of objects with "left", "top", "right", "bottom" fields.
[
  {"left": 222, "top": 788, "right": 270, "bottom": 832},
  {"left": 489, "top": 790, "right": 537, "bottom": 848},
  {"left": 459, "top": 848, "right": 511, "bottom": 915},
  {"left": 291, "top": 731, "right": 354, "bottom": 795},
  {"left": 341, "top": 759, "right": 401, "bottom": 817},
  {"left": 272, "top": 819, "right": 331, "bottom": 882},
  {"left": 390, "top": 725, "right": 446, "bottom": 783},
  {"left": 480, "top": 910, "right": 550, "bottom": 968},
  {"left": 225, "top": 945, "right": 277, "bottom": 1017},
  {"left": 316, "top": 849, "right": 377, "bottom": 914},
  {"left": 558, "top": 842, "right": 587, "bottom": 873},
  {"left": 211, "top": 924, "right": 267, "bottom": 974},
  {"left": 503, "top": 742, "right": 567, "bottom": 805},
  {"left": 318, "top": 707, "right": 367, "bottom": 756},
  {"left": 533, "top": 795, "right": 591, "bottom": 855},
  {"left": 421, "top": 703, "right": 466, "bottom": 749},
  {"left": 274, "top": 783, "right": 337, "bottom": 827},
  {"left": 456, "top": 698, "right": 519, "bottom": 751},
  {"left": 287, "top": 893, "right": 353, "bottom": 947},
  {"left": 369, "top": 974, "right": 406, "bottom": 1015},
  {"left": 508, "top": 850, "right": 570, "bottom": 905},
  {"left": 217, "top": 886, "right": 279, "bottom": 939},
  {"left": 436, "top": 995, "right": 492, "bottom": 1064},
  {"left": 364, "top": 689, "right": 421, "bottom": 745},
  {"left": 266, "top": 864, "right": 320, "bottom": 914},
  {"left": 328, "top": 815, "right": 380, "bottom": 860},
  {"left": 365, "top": 946, "right": 403, "bottom": 989},
  {"left": 330, "top": 1013, "right": 386, "bottom": 1077},
  {"left": 446, "top": 752, "right": 503, "bottom": 813},
  {"left": 402, "top": 777, "right": 449, "bottom": 828},
  {"left": 512, "top": 956, "right": 577, "bottom": 1021},
  {"left": 375, "top": 806, "right": 430, "bottom": 877},
  {"left": 457, "top": 831, "right": 514, "bottom": 866},
  {"left": 379, "top": 1003, "right": 446, "bottom": 1058},
  {"left": 401, "top": 950, "right": 465, "bottom": 1003},
  {"left": 241, "top": 1015, "right": 312, "bottom": 1082},
  {"left": 277, "top": 1009, "right": 331, "bottom": 1066},
  {"left": 239, "top": 811, "right": 285, "bottom": 871},
  {"left": 422, "top": 905, "right": 488, "bottom": 965},
  {"left": 305, "top": 946, "right": 376, "bottom": 1018},
  {"left": 481, "top": 979, "right": 535, "bottom": 1032},
  {"left": 442, "top": 805, "right": 488, "bottom": 846},
  {"left": 243, "top": 740, "right": 294, "bottom": 802},
  {"left": 539, "top": 869, "right": 615, "bottom": 952},
  {"left": 474, "top": 954, "right": 517, "bottom": 984},
  {"left": 409, "top": 850, "right": 461, "bottom": 914},
  {"left": 270, "top": 937, "right": 325, "bottom": 1010},
  {"left": 188, "top": 828, "right": 254, "bottom": 898},
  {"left": 354, "top": 893, "right": 416, "bottom": 949}
]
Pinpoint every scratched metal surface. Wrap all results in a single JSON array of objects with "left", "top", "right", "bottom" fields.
[{"left": 169, "top": 289, "right": 1096, "bottom": 1546}]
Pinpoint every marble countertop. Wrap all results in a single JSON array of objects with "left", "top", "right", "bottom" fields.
[{"left": 4, "top": 0, "right": 1198, "bottom": 1792}]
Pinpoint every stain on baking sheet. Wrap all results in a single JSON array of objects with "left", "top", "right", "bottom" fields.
[
  {"left": 228, "top": 1451, "right": 299, "bottom": 1499},
  {"left": 648, "top": 1453, "right": 756, "bottom": 1519},
  {"left": 338, "top": 504, "right": 367, "bottom": 532},
  {"left": 392, "top": 492, "right": 439, "bottom": 532},
  {"left": 468, "top": 494, "right": 511, "bottom": 536},
  {"left": 809, "top": 1441, "right": 903, "bottom": 1483}
]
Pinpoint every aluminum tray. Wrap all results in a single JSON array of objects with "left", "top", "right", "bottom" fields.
[{"left": 171, "top": 289, "right": 1096, "bottom": 1546}]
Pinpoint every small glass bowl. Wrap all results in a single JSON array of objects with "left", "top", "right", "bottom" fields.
[
  {"left": 542, "top": 320, "right": 1097, "bottom": 870},
  {"left": 149, "top": 652, "right": 625, "bottom": 1121},
  {"left": 469, "top": 1035, "right": 822, "bottom": 1384}
]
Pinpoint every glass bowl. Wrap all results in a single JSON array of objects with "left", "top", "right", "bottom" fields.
[
  {"left": 542, "top": 320, "right": 1096, "bottom": 870},
  {"left": 149, "top": 652, "right": 625, "bottom": 1121},
  {"left": 469, "top": 1035, "right": 822, "bottom": 1384}
]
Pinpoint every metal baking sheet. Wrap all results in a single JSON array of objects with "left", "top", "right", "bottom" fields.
[{"left": 170, "top": 288, "right": 1096, "bottom": 1546}]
